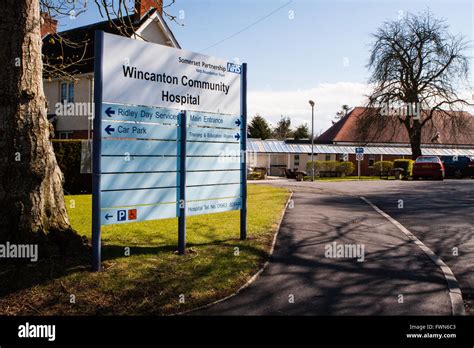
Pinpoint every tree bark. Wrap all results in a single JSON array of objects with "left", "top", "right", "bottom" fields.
[
  {"left": 0, "top": 0, "right": 76, "bottom": 245},
  {"left": 407, "top": 121, "right": 423, "bottom": 160}
]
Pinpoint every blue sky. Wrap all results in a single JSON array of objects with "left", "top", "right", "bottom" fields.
[{"left": 60, "top": 0, "right": 474, "bottom": 132}]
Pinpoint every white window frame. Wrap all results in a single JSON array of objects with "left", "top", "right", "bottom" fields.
[
  {"left": 58, "top": 131, "right": 73, "bottom": 139},
  {"left": 369, "top": 154, "right": 376, "bottom": 167},
  {"left": 60, "top": 82, "right": 75, "bottom": 104}
]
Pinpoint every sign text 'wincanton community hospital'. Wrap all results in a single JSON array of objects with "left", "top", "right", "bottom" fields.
[
  {"left": 92, "top": 31, "right": 247, "bottom": 271},
  {"left": 102, "top": 32, "right": 241, "bottom": 114}
]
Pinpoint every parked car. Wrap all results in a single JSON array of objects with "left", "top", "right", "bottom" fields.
[
  {"left": 412, "top": 156, "right": 445, "bottom": 180},
  {"left": 441, "top": 155, "right": 474, "bottom": 178}
]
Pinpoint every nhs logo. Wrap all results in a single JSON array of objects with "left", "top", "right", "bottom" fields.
[{"left": 227, "top": 62, "right": 241, "bottom": 74}]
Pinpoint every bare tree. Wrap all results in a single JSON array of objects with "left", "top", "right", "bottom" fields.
[
  {"left": 272, "top": 116, "right": 293, "bottom": 140},
  {"left": 358, "top": 10, "right": 472, "bottom": 159},
  {"left": 333, "top": 104, "right": 351, "bottom": 124},
  {"left": 0, "top": 0, "right": 177, "bottom": 248}
]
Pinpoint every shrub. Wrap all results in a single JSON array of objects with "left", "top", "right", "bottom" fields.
[
  {"left": 248, "top": 173, "right": 261, "bottom": 180},
  {"left": 306, "top": 160, "right": 317, "bottom": 173},
  {"left": 336, "top": 161, "right": 355, "bottom": 175},
  {"left": 393, "top": 159, "right": 414, "bottom": 178},
  {"left": 307, "top": 160, "right": 338, "bottom": 173},
  {"left": 373, "top": 161, "right": 394, "bottom": 172},
  {"left": 306, "top": 160, "right": 354, "bottom": 175},
  {"left": 53, "top": 140, "right": 92, "bottom": 194}
]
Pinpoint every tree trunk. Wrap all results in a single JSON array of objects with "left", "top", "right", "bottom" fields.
[
  {"left": 408, "top": 121, "right": 423, "bottom": 160},
  {"left": 0, "top": 0, "right": 78, "bottom": 246}
]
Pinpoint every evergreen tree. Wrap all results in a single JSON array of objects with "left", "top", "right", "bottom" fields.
[
  {"left": 248, "top": 114, "right": 272, "bottom": 139},
  {"left": 293, "top": 123, "right": 310, "bottom": 140}
]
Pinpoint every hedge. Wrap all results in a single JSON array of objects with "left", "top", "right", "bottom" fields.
[
  {"left": 307, "top": 160, "right": 355, "bottom": 175},
  {"left": 337, "top": 161, "right": 355, "bottom": 175},
  {"left": 393, "top": 159, "right": 414, "bottom": 178},
  {"left": 373, "top": 160, "right": 394, "bottom": 172},
  {"left": 53, "top": 140, "right": 91, "bottom": 194}
]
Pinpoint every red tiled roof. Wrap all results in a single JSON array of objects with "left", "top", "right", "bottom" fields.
[{"left": 317, "top": 107, "right": 474, "bottom": 146}]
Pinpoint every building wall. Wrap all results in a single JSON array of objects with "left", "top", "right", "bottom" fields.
[
  {"left": 252, "top": 153, "right": 337, "bottom": 176},
  {"left": 293, "top": 153, "right": 336, "bottom": 172},
  {"left": 339, "top": 153, "right": 408, "bottom": 176},
  {"left": 44, "top": 73, "right": 93, "bottom": 138},
  {"left": 135, "top": 17, "right": 172, "bottom": 45},
  {"left": 43, "top": 18, "right": 175, "bottom": 139},
  {"left": 252, "top": 152, "right": 409, "bottom": 176}
]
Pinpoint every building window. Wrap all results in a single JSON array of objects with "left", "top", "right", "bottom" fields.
[
  {"left": 369, "top": 154, "right": 375, "bottom": 167},
  {"left": 294, "top": 155, "right": 300, "bottom": 166},
  {"left": 58, "top": 131, "right": 73, "bottom": 139},
  {"left": 325, "top": 154, "right": 331, "bottom": 161},
  {"left": 60, "top": 82, "right": 74, "bottom": 103},
  {"left": 340, "top": 153, "right": 349, "bottom": 162}
]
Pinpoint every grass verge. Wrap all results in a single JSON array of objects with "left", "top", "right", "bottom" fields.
[{"left": 0, "top": 184, "right": 289, "bottom": 315}]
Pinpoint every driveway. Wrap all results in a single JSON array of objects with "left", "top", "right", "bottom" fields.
[{"left": 194, "top": 179, "right": 471, "bottom": 315}]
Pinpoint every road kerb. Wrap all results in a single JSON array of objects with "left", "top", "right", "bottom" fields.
[
  {"left": 360, "top": 196, "right": 465, "bottom": 316},
  {"left": 177, "top": 190, "right": 294, "bottom": 315}
]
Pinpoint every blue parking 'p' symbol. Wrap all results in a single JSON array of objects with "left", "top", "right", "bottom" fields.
[{"left": 117, "top": 210, "right": 127, "bottom": 221}]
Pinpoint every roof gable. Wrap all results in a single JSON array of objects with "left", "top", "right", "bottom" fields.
[
  {"left": 316, "top": 107, "right": 474, "bottom": 146},
  {"left": 42, "top": 8, "right": 179, "bottom": 77}
]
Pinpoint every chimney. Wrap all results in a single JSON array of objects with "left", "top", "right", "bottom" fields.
[
  {"left": 135, "top": 0, "right": 163, "bottom": 21},
  {"left": 40, "top": 12, "right": 58, "bottom": 37}
]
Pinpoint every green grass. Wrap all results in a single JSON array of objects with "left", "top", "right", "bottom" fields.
[{"left": 0, "top": 184, "right": 289, "bottom": 315}]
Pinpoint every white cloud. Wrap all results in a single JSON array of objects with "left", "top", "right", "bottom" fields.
[
  {"left": 248, "top": 83, "right": 474, "bottom": 136},
  {"left": 248, "top": 82, "right": 371, "bottom": 135}
]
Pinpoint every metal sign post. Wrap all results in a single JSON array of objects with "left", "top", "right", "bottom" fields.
[
  {"left": 92, "top": 30, "right": 104, "bottom": 272},
  {"left": 357, "top": 158, "right": 361, "bottom": 180},
  {"left": 355, "top": 147, "right": 364, "bottom": 181},
  {"left": 240, "top": 63, "right": 247, "bottom": 240},
  {"left": 178, "top": 111, "right": 187, "bottom": 254}
]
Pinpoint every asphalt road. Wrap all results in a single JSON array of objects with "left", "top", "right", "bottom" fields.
[
  {"left": 194, "top": 179, "right": 473, "bottom": 315},
  {"left": 359, "top": 180, "right": 474, "bottom": 312}
]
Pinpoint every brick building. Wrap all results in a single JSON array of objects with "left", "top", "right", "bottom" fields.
[
  {"left": 248, "top": 107, "right": 474, "bottom": 176},
  {"left": 41, "top": 0, "right": 180, "bottom": 139}
]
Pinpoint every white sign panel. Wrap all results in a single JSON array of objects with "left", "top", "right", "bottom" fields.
[{"left": 102, "top": 32, "right": 241, "bottom": 115}]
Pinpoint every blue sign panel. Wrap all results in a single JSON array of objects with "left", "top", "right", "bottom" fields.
[
  {"left": 101, "top": 103, "right": 180, "bottom": 125},
  {"left": 102, "top": 156, "right": 179, "bottom": 173},
  {"left": 101, "top": 203, "right": 177, "bottom": 225},
  {"left": 187, "top": 197, "right": 242, "bottom": 216},
  {"left": 187, "top": 111, "right": 241, "bottom": 129},
  {"left": 186, "top": 157, "right": 240, "bottom": 171},
  {"left": 355, "top": 147, "right": 364, "bottom": 154},
  {"left": 187, "top": 126, "right": 241, "bottom": 143},
  {"left": 101, "top": 172, "right": 179, "bottom": 191},
  {"left": 102, "top": 139, "right": 179, "bottom": 156},
  {"left": 101, "top": 121, "right": 178, "bottom": 140},
  {"left": 186, "top": 141, "right": 240, "bottom": 156},
  {"left": 101, "top": 187, "right": 177, "bottom": 208},
  {"left": 186, "top": 183, "right": 241, "bottom": 201},
  {"left": 186, "top": 170, "right": 240, "bottom": 186}
]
